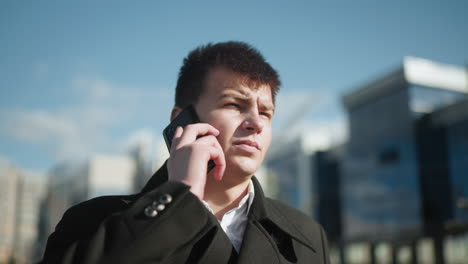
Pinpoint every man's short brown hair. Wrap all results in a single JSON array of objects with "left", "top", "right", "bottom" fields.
[{"left": 175, "top": 41, "right": 281, "bottom": 108}]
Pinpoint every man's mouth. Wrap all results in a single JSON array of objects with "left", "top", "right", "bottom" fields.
[{"left": 233, "top": 140, "right": 260, "bottom": 152}]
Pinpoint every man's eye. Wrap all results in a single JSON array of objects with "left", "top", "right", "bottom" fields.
[
  {"left": 260, "top": 112, "right": 272, "bottom": 119},
  {"left": 224, "top": 103, "right": 239, "bottom": 108}
]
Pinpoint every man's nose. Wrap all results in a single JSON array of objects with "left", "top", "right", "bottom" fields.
[{"left": 241, "top": 111, "right": 264, "bottom": 133}]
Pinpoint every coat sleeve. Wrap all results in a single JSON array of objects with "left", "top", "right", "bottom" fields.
[{"left": 39, "top": 181, "right": 216, "bottom": 264}]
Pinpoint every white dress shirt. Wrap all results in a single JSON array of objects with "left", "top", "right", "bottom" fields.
[{"left": 202, "top": 180, "right": 255, "bottom": 252}]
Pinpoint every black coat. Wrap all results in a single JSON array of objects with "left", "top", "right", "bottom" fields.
[{"left": 40, "top": 164, "right": 330, "bottom": 263}]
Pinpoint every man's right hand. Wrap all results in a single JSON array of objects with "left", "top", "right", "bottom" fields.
[{"left": 167, "top": 123, "right": 226, "bottom": 200}]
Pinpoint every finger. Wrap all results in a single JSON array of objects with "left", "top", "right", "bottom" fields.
[
  {"left": 193, "top": 133, "right": 224, "bottom": 152},
  {"left": 193, "top": 135, "right": 220, "bottom": 148},
  {"left": 176, "top": 123, "right": 219, "bottom": 148},
  {"left": 170, "top": 126, "right": 184, "bottom": 153},
  {"left": 191, "top": 135, "right": 225, "bottom": 180},
  {"left": 208, "top": 146, "right": 226, "bottom": 181},
  {"left": 191, "top": 135, "right": 225, "bottom": 172},
  {"left": 173, "top": 126, "right": 183, "bottom": 139}
]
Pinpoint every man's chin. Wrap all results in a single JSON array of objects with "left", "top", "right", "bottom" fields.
[{"left": 226, "top": 157, "right": 260, "bottom": 177}]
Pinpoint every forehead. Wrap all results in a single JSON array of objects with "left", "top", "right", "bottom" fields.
[{"left": 202, "top": 67, "right": 273, "bottom": 104}]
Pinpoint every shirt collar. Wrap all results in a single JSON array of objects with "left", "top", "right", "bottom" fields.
[
  {"left": 200, "top": 179, "right": 255, "bottom": 216},
  {"left": 243, "top": 179, "right": 255, "bottom": 213}
]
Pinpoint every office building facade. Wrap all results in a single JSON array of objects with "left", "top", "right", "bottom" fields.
[
  {"left": 0, "top": 161, "right": 20, "bottom": 263},
  {"left": 341, "top": 57, "right": 468, "bottom": 263}
]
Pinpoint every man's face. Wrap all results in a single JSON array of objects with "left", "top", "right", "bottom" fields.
[{"left": 194, "top": 67, "right": 274, "bottom": 181}]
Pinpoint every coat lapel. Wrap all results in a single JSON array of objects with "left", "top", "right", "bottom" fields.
[
  {"left": 236, "top": 218, "right": 282, "bottom": 263},
  {"left": 141, "top": 164, "right": 319, "bottom": 263},
  {"left": 236, "top": 177, "right": 318, "bottom": 263},
  {"left": 197, "top": 225, "right": 237, "bottom": 264},
  {"left": 141, "top": 163, "right": 238, "bottom": 263},
  {"left": 193, "top": 208, "right": 239, "bottom": 264},
  {"left": 236, "top": 177, "right": 281, "bottom": 263}
]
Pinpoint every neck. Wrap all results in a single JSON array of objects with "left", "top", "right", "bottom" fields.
[{"left": 203, "top": 173, "right": 251, "bottom": 220}]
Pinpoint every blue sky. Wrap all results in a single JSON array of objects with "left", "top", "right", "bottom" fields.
[{"left": 1, "top": 1, "right": 467, "bottom": 171}]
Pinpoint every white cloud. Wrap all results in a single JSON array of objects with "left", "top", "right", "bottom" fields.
[
  {"left": 1, "top": 109, "right": 92, "bottom": 160},
  {"left": 123, "top": 129, "right": 156, "bottom": 150},
  {"left": 120, "top": 128, "right": 158, "bottom": 160},
  {"left": 72, "top": 76, "right": 173, "bottom": 109},
  {"left": 0, "top": 76, "right": 173, "bottom": 165},
  {"left": 116, "top": 128, "right": 171, "bottom": 174},
  {"left": 1, "top": 110, "right": 78, "bottom": 143}
]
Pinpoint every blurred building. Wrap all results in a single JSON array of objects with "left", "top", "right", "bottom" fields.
[
  {"left": 340, "top": 57, "right": 467, "bottom": 263},
  {"left": 36, "top": 155, "right": 136, "bottom": 261},
  {"left": 131, "top": 144, "right": 152, "bottom": 192},
  {"left": 0, "top": 161, "right": 20, "bottom": 263},
  {"left": 417, "top": 97, "right": 468, "bottom": 264},
  {"left": 84, "top": 155, "right": 136, "bottom": 199},
  {"left": 267, "top": 57, "right": 468, "bottom": 264},
  {"left": 13, "top": 171, "right": 47, "bottom": 264},
  {"left": 43, "top": 162, "right": 84, "bottom": 235},
  {"left": 266, "top": 135, "right": 345, "bottom": 244},
  {"left": 47, "top": 155, "right": 136, "bottom": 227},
  {"left": 133, "top": 136, "right": 168, "bottom": 192},
  {"left": 421, "top": 97, "right": 468, "bottom": 229},
  {"left": 254, "top": 165, "right": 279, "bottom": 198},
  {"left": 312, "top": 145, "right": 345, "bottom": 245},
  {"left": 0, "top": 161, "right": 47, "bottom": 264},
  {"left": 265, "top": 135, "right": 314, "bottom": 215}
]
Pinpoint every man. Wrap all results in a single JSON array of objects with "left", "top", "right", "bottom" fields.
[{"left": 40, "top": 41, "right": 330, "bottom": 263}]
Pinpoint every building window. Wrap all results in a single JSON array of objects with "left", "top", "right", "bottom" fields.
[{"left": 379, "top": 148, "right": 400, "bottom": 165}]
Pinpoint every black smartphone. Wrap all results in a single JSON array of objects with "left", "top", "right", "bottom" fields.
[
  {"left": 163, "top": 105, "right": 200, "bottom": 150},
  {"left": 163, "top": 105, "right": 215, "bottom": 171}
]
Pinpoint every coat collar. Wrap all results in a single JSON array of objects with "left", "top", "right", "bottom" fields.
[
  {"left": 249, "top": 176, "right": 317, "bottom": 252},
  {"left": 140, "top": 162, "right": 317, "bottom": 252}
]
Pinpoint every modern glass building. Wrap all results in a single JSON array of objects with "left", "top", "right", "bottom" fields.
[
  {"left": 312, "top": 146, "right": 344, "bottom": 245},
  {"left": 266, "top": 57, "right": 468, "bottom": 263},
  {"left": 341, "top": 57, "right": 467, "bottom": 263},
  {"left": 427, "top": 98, "right": 468, "bottom": 228},
  {"left": 265, "top": 136, "right": 312, "bottom": 214}
]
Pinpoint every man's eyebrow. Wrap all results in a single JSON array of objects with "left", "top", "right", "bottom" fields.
[
  {"left": 218, "top": 90, "right": 249, "bottom": 100},
  {"left": 257, "top": 101, "right": 275, "bottom": 114},
  {"left": 219, "top": 89, "right": 275, "bottom": 112},
  {"left": 261, "top": 104, "right": 275, "bottom": 112}
]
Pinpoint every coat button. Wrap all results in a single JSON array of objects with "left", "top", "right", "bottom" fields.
[
  {"left": 159, "top": 194, "right": 172, "bottom": 205},
  {"left": 152, "top": 201, "right": 166, "bottom": 211},
  {"left": 144, "top": 205, "right": 158, "bottom": 218}
]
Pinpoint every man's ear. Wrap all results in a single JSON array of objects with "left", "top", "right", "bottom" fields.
[{"left": 170, "top": 107, "right": 183, "bottom": 122}]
